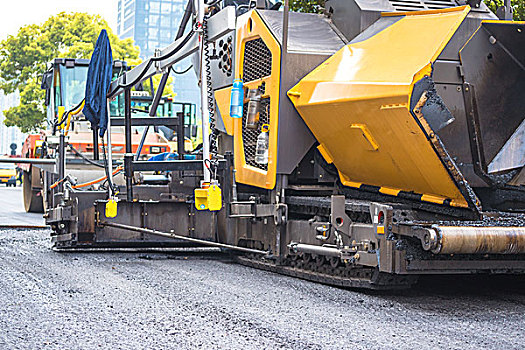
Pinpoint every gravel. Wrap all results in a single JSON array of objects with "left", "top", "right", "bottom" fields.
[{"left": 0, "top": 228, "right": 524, "bottom": 349}]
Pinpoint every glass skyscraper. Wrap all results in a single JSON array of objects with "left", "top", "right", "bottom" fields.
[
  {"left": 0, "top": 91, "right": 26, "bottom": 155},
  {"left": 117, "top": 0, "right": 200, "bottom": 105}
]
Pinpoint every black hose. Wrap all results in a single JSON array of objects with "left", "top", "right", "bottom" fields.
[
  {"left": 176, "top": 0, "right": 194, "bottom": 40},
  {"left": 110, "top": 30, "right": 195, "bottom": 92},
  {"left": 171, "top": 65, "right": 193, "bottom": 75},
  {"left": 68, "top": 144, "right": 105, "bottom": 168},
  {"left": 101, "top": 142, "right": 117, "bottom": 197},
  {"left": 53, "top": 98, "right": 86, "bottom": 132},
  {"left": 68, "top": 144, "right": 120, "bottom": 169},
  {"left": 206, "top": 0, "right": 222, "bottom": 7}
]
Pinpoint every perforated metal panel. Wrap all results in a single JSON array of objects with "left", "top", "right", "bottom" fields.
[
  {"left": 242, "top": 98, "right": 270, "bottom": 170},
  {"left": 241, "top": 38, "right": 272, "bottom": 171},
  {"left": 217, "top": 36, "right": 233, "bottom": 77},
  {"left": 388, "top": 0, "right": 457, "bottom": 11},
  {"left": 210, "top": 32, "right": 235, "bottom": 90},
  {"left": 242, "top": 38, "right": 272, "bottom": 82}
]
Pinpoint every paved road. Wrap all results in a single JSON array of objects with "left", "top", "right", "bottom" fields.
[
  {"left": 0, "top": 186, "right": 44, "bottom": 227},
  {"left": 0, "top": 228, "right": 524, "bottom": 349}
]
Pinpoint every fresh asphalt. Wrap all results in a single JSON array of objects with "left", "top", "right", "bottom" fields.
[{"left": 0, "top": 188, "right": 524, "bottom": 349}]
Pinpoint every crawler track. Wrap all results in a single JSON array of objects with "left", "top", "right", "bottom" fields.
[{"left": 235, "top": 255, "right": 417, "bottom": 290}]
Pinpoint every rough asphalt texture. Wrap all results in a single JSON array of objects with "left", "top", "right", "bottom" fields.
[{"left": 0, "top": 228, "right": 524, "bottom": 350}]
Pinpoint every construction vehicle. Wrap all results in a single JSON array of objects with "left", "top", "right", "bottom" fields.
[
  {"left": 0, "top": 161, "right": 17, "bottom": 187},
  {"left": 4, "top": 0, "right": 525, "bottom": 289},
  {"left": 19, "top": 58, "right": 196, "bottom": 213}
]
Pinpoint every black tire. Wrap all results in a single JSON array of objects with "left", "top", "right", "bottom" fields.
[{"left": 23, "top": 169, "right": 43, "bottom": 213}]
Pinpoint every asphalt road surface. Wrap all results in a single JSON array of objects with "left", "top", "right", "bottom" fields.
[
  {"left": 0, "top": 227, "right": 524, "bottom": 349},
  {"left": 0, "top": 186, "right": 44, "bottom": 227}
]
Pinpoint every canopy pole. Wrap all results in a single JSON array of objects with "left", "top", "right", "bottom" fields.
[
  {"left": 197, "top": 0, "right": 211, "bottom": 184},
  {"left": 504, "top": 0, "right": 513, "bottom": 19},
  {"left": 106, "top": 98, "right": 114, "bottom": 194},
  {"left": 92, "top": 125, "right": 99, "bottom": 161}
]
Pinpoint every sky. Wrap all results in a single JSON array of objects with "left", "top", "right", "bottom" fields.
[{"left": 0, "top": 0, "right": 117, "bottom": 40}]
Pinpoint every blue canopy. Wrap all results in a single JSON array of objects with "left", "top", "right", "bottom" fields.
[{"left": 83, "top": 29, "right": 113, "bottom": 137}]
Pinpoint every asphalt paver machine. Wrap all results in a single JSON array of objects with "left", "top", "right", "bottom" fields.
[{"left": 7, "top": 0, "right": 525, "bottom": 289}]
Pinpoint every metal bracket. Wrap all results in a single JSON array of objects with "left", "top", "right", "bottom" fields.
[
  {"left": 330, "top": 195, "right": 351, "bottom": 242},
  {"left": 462, "top": 82, "right": 494, "bottom": 186},
  {"left": 396, "top": 223, "right": 440, "bottom": 253},
  {"left": 46, "top": 205, "right": 73, "bottom": 223},
  {"left": 230, "top": 201, "right": 276, "bottom": 218},
  {"left": 154, "top": 49, "right": 162, "bottom": 73},
  {"left": 369, "top": 202, "right": 393, "bottom": 239}
]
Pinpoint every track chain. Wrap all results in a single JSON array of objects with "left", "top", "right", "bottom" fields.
[{"left": 235, "top": 253, "right": 417, "bottom": 290}]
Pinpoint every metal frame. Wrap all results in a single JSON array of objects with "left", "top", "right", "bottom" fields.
[{"left": 107, "top": 6, "right": 236, "bottom": 99}]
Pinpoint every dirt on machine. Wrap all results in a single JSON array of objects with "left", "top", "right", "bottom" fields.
[{"left": 6, "top": 0, "right": 525, "bottom": 290}]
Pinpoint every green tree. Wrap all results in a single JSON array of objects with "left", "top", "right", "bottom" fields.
[
  {"left": 485, "top": 0, "right": 525, "bottom": 20},
  {"left": 290, "top": 0, "right": 325, "bottom": 13},
  {"left": 0, "top": 12, "right": 140, "bottom": 132},
  {"left": 143, "top": 74, "right": 177, "bottom": 98}
]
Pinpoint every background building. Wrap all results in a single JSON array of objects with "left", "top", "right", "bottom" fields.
[
  {"left": 116, "top": 0, "right": 200, "bottom": 105},
  {"left": 0, "top": 92, "right": 26, "bottom": 156}
]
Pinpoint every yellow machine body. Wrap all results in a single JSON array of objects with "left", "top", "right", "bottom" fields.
[
  {"left": 214, "top": 9, "right": 344, "bottom": 191},
  {"left": 289, "top": 7, "right": 472, "bottom": 208},
  {"left": 230, "top": 10, "right": 281, "bottom": 190}
]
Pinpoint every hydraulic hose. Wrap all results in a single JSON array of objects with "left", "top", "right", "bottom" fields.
[
  {"left": 72, "top": 166, "right": 123, "bottom": 189},
  {"left": 67, "top": 144, "right": 120, "bottom": 169},
  {"left": 68, "top": 144, "right": 105, "bottom": 168},
  {"left": 171, "top": 65, "right": 193, "bottom": 74},
  {"left": 176, "top": 0, "right": 194, "bottom": 40},
  {"left": 109, "top": 30, "right": 195, "bottom": 92},
  {"left": 53, "top": 98, "right": 85, "bottom": 134}
]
